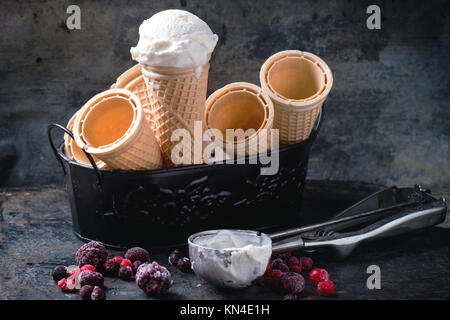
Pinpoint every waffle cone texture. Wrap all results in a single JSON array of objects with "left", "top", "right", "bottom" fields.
[
  {"left": 111, "top": 64, "right": 155, "bottom": 132},
  {"left": 141, "top": 61, "right": 210, "bottom": 167},
  {"left": 260, "top": 50, "right": 333, "bottom": 146}
]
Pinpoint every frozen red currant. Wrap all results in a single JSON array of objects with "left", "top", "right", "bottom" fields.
[
  {"left": 120, "top": 259, "right": 133, "bottom": 268},
  {"left": 318, "top": 280, "right": 335, "bottom": 296},
  {"left": 80, "top": 264, "right": 96, "bottom": 272},
  {"left": 309, "top": 268, "right": 329, "bottom": 286}
]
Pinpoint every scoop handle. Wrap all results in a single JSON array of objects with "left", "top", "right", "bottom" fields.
[{"left": 271, "top": 200, "right": 446, "bottom": 257}]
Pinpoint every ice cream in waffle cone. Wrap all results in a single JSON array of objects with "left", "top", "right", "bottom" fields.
[
  {"left": 130, "top": 10, "right": 218, "bottom": 166},
  {"left": 141, "top": 62, "right": 210, "bottom": 166}
]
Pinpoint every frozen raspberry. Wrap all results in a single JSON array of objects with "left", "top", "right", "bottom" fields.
[
  {"left": 283, "top": 293, "right": 298, "bottom": 300},
  {"left": 80, "top": 264, "right": 96, "bottom": 272},
  {"left": 267, "top": 269, "right": 283, "bottom": 287},
  {"left": 75, "top": 241, "right": 108, "bottom": 270},
  {"left": 125, "top": 247, "right": 150, "bottom": 263},
  {"left": 168, "top": 249, "right": 182, "bottom": 266},
  {"left": 52, "top": 266, "right": 67, "bottom": 282},
  {"left": 309, "top": 268, "right": 329, "bottom": 286},
  {"left": 136, "top": 262, "right": 172, "bottom": 296},
  {"left": 300, "top": 257, "right": 313, "bottom": 271},
  {"left": 290, "top": 264, "right": 302, "bottom": 274},
  {"left": 288, "top": 257, "right": 301, "bottom": 270},
  {"left": 280, "top": 272, "right": 305, "bottom": 294},
  {"left": 91, "top": 286, "right": 106, "bottom": 300},
  {"left": 120, "top": 259, "right": 133, "bottom": 268},
  {"left": 176, "top": 257, "right": 191, "bottom": 273},
  {"left": 80, "top": 285, "right": 93, "bottom": 300},
  {"left": 79, "top": 270, "right": 104, "bottom": 288},
  {"left": 119, "top": 266, "right": 133, "bottom": 281},
  {"left": 263, "top": 260, "right": 274, "bottom": 276},
  {"left": 113, "top": 256, "right": 123, "bottom": 264},
  {"left": 318, "top": 280, "right": 335, "bottom": 296},
  {"left": 57, "top": 278, "right": 76, "bottom": 292},
  {"left": 271, "top": 259, "right": 289, "bottom": 272},
  {"left": 125, "top": 247, "right": 150, "bottom": 262},
  {"left": 133, "top": 260, "right": 143, "bottom": 272},
  {"left": 102, "top": 259, "right": 120, "bottom": 277}
]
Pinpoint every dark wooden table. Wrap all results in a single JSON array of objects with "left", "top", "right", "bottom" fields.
[{"left": 0, "top": 181, "right": 448, "bottom": 300}]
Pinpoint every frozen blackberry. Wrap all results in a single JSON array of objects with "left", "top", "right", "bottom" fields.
[
  {"left": 80, "top": 285, "right": 93, "bottom": 300},
  {"left": 119, "top": 266, "right": 133, "bottom": 281},
  {"left": 102, "top": 258, "right": 120, "bottom": 277},
  {"left": 136, "top": 262, "right": 172, "bottom": 296},
  {"left": 271, "top": 259, "right": 290, "bottom": 272},
  {"left": 91, "top": 286, "right": 106, "bottom": 300},
  {"left": 176, "top": 257, "right": 191, "bottom": 273},
  {"left": 125, "top": 247, "right": 150, "bottom": 263},
  {"left": 79, "top": 270, "right": 104, "bottom": 288},
  {"left": 52, "top": 265, "right": 67, "bottom": 282},
  {"left": 280, "top": 272, "right": 305, "bottom": 294},
  {"left": 133, "top": 260, "right": 143, "bottom": 272},
  {"left": 273, "top": 252, "right": 291, "bottom": 263},
  {"left": 168, "top": 249, "right": 182, "bottom": 266},
  {"left": 75, "top": 241, "right": 108, "bottom": 270}
]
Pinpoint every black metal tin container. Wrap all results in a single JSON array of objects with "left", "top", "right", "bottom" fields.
[{"left": 48, "top": 109, "right": 323, "bottom": 249}]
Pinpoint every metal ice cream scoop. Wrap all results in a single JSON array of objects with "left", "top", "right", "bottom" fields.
[{"left": 188, "top": 185, "right": 447, "bottom": 287}]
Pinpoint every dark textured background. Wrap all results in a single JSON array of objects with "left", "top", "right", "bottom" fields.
[{"left": 0, "top": 0, "right": 449, "bottom": 188}]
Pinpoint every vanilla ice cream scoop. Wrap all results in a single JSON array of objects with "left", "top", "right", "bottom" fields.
[
  {"left": 188, "top": 230, "right": 272, "bottom": 288},
  {"left": 130, "top": 9, "right": 218, "bottom": 77}
]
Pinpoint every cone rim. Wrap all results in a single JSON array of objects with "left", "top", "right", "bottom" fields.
[
  {"left": 260, "top": 50, "right": 333, "bottom": 109},
  {"left": 204, "top": 82, "right": 274, "bottom": 148},
  {"left": 73, "top": 88, "right": 144, "bottom": 156}
]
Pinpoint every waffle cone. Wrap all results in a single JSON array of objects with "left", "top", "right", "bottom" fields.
[
  {"left": 260, "top": 50, "right": 333, "bottom": 146},
  {"left": 73, "top": 89, "right": 163, "bottom": 170},
  {"left": 141, "top": 58, "right": 210, "bottom": 167},
  {"left": 204, "top": 82, "right": 274, "bottom": 158},
  {"left": 111, "top": 64, "right": 155, "bottom": 132},
  {"left": 64, "top": 110, "right": 111, "bottom": 168}
]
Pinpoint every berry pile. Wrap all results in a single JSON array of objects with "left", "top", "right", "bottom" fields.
[
  {"left": 259, "top": 253, "right": 336, "bottom": 299},
  {"left": 52, "top": 242, "right": 172, "bottom": 299},
  {"left": 168, "top": 249, "right": 192, "bottom": 273}
]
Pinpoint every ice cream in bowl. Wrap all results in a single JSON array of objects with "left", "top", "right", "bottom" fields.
[{"left": 188, "top": 230, "right": 272, "bottom": 288}]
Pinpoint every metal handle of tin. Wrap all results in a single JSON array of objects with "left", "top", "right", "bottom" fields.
[{"left": 47, "top": 123, "right": 102, "bottom": 184}]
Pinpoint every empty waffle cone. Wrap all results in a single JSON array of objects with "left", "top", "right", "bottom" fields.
[
  {"left": 141, "top": 57, "right": 211, "bottom": 167},
  {"left": 64, "top": 111, "right": 111, "bottom": 169},
  {"left": 111, "top": 64, "right": 155, "bottom": 132},
  {"left": 73, "top": 88, "right": 163, "bottom": 170},
  {"left": 204, "top": 82, "right": 274, "bottom": 158},
  {"left": 260, "top": 50, "right": 333, "bottom": 146}
]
